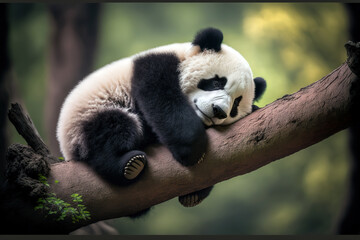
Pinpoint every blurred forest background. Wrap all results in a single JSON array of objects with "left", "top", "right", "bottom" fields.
[{"left": 1, "top": 2, "right": 356, "bottom": 234}]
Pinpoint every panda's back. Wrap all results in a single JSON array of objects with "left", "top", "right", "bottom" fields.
[
  {"left": 56, "top": 56, "right": 135, "bottom": 160},
  {"left": 57, "top": 42, "right": 192, "bottom": 160}
]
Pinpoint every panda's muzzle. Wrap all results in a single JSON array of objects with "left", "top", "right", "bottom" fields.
[{"left": 212, "top": 104, "right": 227, "bottom": 119}]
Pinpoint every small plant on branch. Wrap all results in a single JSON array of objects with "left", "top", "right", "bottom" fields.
[{"left": 34, "top": 174, "right": 91, "bottom": 223}]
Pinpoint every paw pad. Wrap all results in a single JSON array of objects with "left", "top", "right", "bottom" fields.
[
  {"left": 178, "top": 193, "right": 203, "bottom": 207},
  {"left": 124, "top": 155, "right": 146, "bottom": 180}
]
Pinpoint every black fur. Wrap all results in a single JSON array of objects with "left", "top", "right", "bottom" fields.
[
  {"left": 131, "top": 53, "right": 208, "bottom": 166},
  {"left": 251, "top": 77, "right": 267, "bottom": 112},
  {"left": 252, "top": 105, "right": 260, "bottom": 112},
  {"left": 192, "top": 28, "right": 223, "bottom": 52},
  {"left": 80, "top": 108, "right": 145, "bottom": 185},
  {"left": 197, "top": 75, "right": 227, "bottom": 91},
  {"left": 213, "top": 104, "right": 227, "bottom": 119},
  {"left": 254, "top": 77, "right": 267, "bottom": 101},
  {"left": 230, "top": 96, "right": 243, "bottom": 118}
]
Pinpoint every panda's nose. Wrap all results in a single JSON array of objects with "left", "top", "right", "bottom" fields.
[{"left": 212, "top": 104, "right": 227, "bottom": 119}]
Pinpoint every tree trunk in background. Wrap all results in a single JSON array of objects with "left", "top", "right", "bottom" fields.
[
  {"left": 337, "top": 3, "right": 360, "bottom": 234},
  {"left": 45, "top": 3, "right": 101, "bottom": 157},
  {"left": 45, "top": 4, "right": 119, "bottom": 235},
  {"left": 0, "top": 4, "right": 10, "bottom": 183}
]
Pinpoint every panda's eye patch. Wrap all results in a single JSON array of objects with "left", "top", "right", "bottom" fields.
[
  {"left": 230, "top": 96, "right": 242, "bottom": 118},
  {"left": 197, "top": 75, "right": 227, "bottom": 91}
]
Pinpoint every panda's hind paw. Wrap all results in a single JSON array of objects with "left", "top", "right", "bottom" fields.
[
  {"left": 178, "top": 186, "right": 213, "bottom": 207},
  {"left": 123, "top": 154, "right": 146, "bottom": 180},
  {"left": 178, "top": 192, "right": 203, "bottom": 207}
]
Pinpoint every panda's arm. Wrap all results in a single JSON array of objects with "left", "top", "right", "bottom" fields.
[{"left": 131, "top": 53, "right": 208, "bottom": 166}]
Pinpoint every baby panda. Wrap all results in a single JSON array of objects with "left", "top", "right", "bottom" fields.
[{"left": 57, "top": 28, "right": 266, "bottom": 209}]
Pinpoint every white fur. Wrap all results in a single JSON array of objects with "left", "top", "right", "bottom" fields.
[
  {"left": 57, "top": 42, "right": 254, "bottom": 160},
  {"left": 179, "top": 44, "right": 254, "bottom": 126}
]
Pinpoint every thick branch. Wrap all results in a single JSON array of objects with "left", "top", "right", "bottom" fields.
[{"left": 46, "top": 61, "right": 359, "bottom": 233}]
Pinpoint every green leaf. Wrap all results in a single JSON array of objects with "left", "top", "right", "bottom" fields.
[
  {"left": 35, "top": 191, "right": 90, "bottom": 224},
  {"left": 34, "top": 205, "right": 43, "bottom": 210}
]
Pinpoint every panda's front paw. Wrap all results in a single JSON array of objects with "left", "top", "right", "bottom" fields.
[
  {"left": 165, "top": 116, "right": 208, "bottom": 166},
  {"left": 169, "top": 132, "right": 208, "bottom": 166},
  {"left": 169, "top": 145, "right": 206, "bottom": 166}
]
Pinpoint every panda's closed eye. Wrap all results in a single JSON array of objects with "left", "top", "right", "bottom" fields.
[
  {"left": 230, "top": 96, "right": 242, "bottom": 118},
  {"left": 197, "top": 75, "right": 227, "bottom": 91}
]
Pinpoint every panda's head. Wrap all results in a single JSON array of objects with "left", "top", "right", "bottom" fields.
[{"left": 179, "top": 28, "right": 264, "bottom": 126}]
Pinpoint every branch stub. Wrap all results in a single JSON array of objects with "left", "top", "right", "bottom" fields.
[{"left": 345, "top": 41, "right": 360, "bottom": 77}]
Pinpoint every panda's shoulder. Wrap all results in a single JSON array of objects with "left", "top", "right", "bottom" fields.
[{"left": 134, "top": 42, "right": 192, "bottom": 61}]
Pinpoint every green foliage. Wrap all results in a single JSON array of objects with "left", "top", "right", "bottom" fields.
[
  {"left": 34, "top": 175, "right": 91, "bottom": 223},
  {"left": 38, "top": 174, "right": 49, "bottom": 187}
]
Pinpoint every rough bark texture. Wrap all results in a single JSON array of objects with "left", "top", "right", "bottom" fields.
[
  {"left": 2, "top": 44, "right": 360, "bottom": 234},
  {"left": 45, "top": 3, "right": 101, "bottom": 157},
  {"left": 1, "top": 104, "right": 53, "bottom": 234}
]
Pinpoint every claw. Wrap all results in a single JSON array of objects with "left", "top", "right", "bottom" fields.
[
  {"left": 123, "top": 154, "right": 146, "bottom": 180},
  {"left": 197, "top": 153, "right": 206, "bottom": 164},
  {"left": 179, "top": 193, "right": 203, "bottom": 207}
]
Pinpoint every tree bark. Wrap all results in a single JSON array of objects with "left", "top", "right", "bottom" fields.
[
  {"left": 3, "top": 43, "right": 360, "bottom": 234},
  {"left": 45, "top": 3, "right": 101, "bottom": 157}
]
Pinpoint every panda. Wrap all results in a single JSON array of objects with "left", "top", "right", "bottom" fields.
[{"left": 56, "top": 27, "right": 266, "bottom": 209}]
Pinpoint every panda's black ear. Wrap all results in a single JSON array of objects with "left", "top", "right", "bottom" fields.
[
  {"left": 192, "top": 28, "right": 223, "bottom": 52},
  {"left": 254, "top": 77, "right": 267, "bottom": 101}
]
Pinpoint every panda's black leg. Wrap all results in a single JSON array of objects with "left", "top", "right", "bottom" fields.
[
  {"left": 80, "top": 108, "right": 146, "bottom": 185},
  {"left": 178, "top": 186, "right": 214, "bottom": 207}
]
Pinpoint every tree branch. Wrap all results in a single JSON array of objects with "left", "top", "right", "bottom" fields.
[
  {"left": 50, "top": 60, "right": 359, "bottom": 232},
  {"left": 8, "top": 103, "right": 59, "bottom": 164},
  {"left": 4, "top": 42, "right": 360, "bottom": 234}
]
